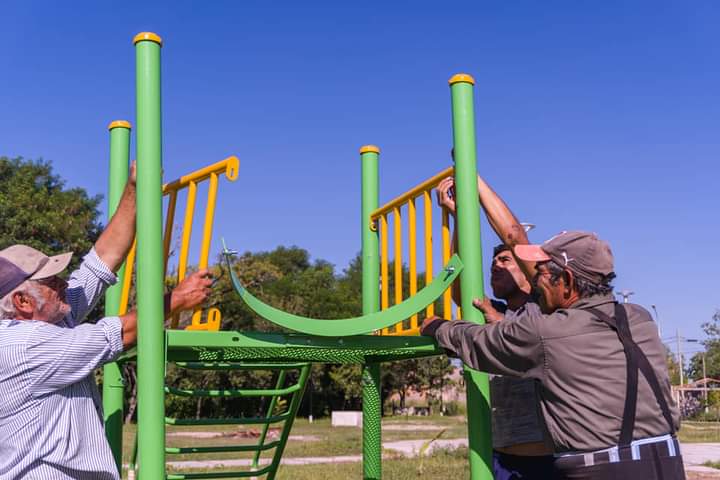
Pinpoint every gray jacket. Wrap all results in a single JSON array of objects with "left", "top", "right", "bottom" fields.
[{"left": 435, "top": 293, "right": 680, "bottom": 453}]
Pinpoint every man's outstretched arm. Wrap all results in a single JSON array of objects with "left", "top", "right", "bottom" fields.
[
  {"left": 119, "top": 269, "right": 213, "bottom": 349},
  {"left": 95, "top": 161, "right": 137, "bottom": 272},
  {"left": 475, "top": 175, "right": 537, "bottom": 281}
]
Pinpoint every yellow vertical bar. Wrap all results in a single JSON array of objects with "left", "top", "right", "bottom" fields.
[
  {"left": 173, "top": 181, "right": 197, "bottom": 329},
  {"left": 177, "top": 181, "right": 197, "bottom": 282},
  {"left": 119, "top": 239, "right": 136, "bottom": 315},
  {"left": 190, "top": 173, "right": 220, "bottom": 328},
  {"left": 162, "top": 190, "right": 177, "bottom": 275},
  {"left": 442, "top": 209, "right": 451, "bottom": 319},
  {"left": 408, "top": 198, "right": 417, "bottom": 331},
  {"left": 393, "top": 207, "right": 403, "bottom": 335},
  {"left": 423, "top": 191, "right": 435, "bottom": 318},
  {"left": 380, "top": 214, "right": 389, "bottom": 334},
  {"left": 198, "top": 173, "right": 219, "bottom": 269},
  {"left": 393, "top": 206, "right": 403, "bottom": 306}
]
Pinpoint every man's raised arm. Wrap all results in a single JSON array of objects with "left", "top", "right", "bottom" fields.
[
  {"left": 475, "top": 175, "right": 537, "bottom": 281},
  {"left": 95, "top": 161, "right": 136, "bottom": 272}
]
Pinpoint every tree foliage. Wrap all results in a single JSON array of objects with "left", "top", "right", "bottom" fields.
[
  {"left": 0, "top": 155, "right": 462, "bottom": 421},
  {"left": 0, "top": 156, "right": 102, "bottom": 267},
  {"left": 688, "top": 310, "right": 720, "bottom": 381},
  {"left": 160, "top": 248, "right": 460, "bottom": 421}
]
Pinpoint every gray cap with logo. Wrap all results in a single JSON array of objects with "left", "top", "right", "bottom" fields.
[{"left": 514, "top": 231, "right": 614, "bottom": 284}]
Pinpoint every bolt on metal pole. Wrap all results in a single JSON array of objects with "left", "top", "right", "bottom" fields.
[
  {"left": 103, "top": 120, "right": 131, "bottom": 473},
  {"left": 449, "top": 73, "right": 493, "bottom": 480},
  {"left": 360, "top": 145, "right": 382, "bottom": 480},
  {"left": 133, "top": 31, "right": 165, "bottom": 480}
]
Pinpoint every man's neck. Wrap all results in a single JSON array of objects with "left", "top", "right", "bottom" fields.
[{"left": 505, "top": 291, "right": 532, "bottom": 311}]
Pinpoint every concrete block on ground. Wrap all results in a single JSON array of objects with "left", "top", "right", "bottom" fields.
[{"left": 331, "top": 411, "right": 362, "bottom": 427}]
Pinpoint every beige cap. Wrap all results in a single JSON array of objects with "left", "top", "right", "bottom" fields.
[{"left": 0, "top": 245, "right": 73, "bottom": 280}]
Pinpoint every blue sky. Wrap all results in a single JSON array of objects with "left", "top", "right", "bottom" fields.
[{"left": 1, "top": 1, "right": 717, "bottom": 361}]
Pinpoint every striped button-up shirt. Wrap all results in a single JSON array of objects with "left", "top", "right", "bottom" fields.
[{"left": 0, "top": 249, "right": 123, "bottom": 480}]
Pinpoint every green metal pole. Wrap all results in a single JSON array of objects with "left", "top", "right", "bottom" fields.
[
  {"left": 360, "top": 145, "right": 382, "bottom": 480},
  {"left": 449, "top": 74, "right": 493, "bottom": 480},
  {"left": 134, "top": 31, "right": 165, "bottom": 480},
  {"left": 103, "top": 120, "right": 131, "bottom": 473}
]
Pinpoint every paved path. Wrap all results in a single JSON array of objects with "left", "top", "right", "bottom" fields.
[
  {"left": 681, "top": 444, "right": 720, "bottom": 476},
  {"left": 157, "top": 439, "right": 720, "bottom": 476}
]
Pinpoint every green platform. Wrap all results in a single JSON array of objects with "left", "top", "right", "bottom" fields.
[{"left": 119, "top": 330, "right": 442, "bottom": 365}]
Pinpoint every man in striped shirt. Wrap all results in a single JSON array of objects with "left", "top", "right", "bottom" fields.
[{"left": 0, "top": 169, "right": 212, "bottom": 479}]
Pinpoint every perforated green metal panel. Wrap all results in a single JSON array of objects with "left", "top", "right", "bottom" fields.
[{"left": 158, "top": 330, "right": 443, "bottom": 365}]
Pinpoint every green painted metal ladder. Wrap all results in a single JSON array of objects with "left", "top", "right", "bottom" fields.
[{"left": 127, "top": 360, "right": 311, "bottom": 479}]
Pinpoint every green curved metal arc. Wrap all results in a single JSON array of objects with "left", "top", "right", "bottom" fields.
[{"left": 223, "top": 247, "right": 463, "bottom": 336}]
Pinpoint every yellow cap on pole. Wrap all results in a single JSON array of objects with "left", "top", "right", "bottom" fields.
[
  {"left": 133, "top": 32, "right": 163, "bottom": 46},
  {"left": 448, "top": 73, "right": 475, "bottom": 86},
  {"left": 108, "top": 120, "right": 132, "bottom": 131},
  {"left": 359, "top": 145, "right": 380, "bottom": 154}
]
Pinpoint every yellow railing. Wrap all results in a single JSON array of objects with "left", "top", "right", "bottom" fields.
[
  {"left": 119, "top": 156, "right": 240, "bottom": 331},
  {"left": 370, "top": 166, "right": 460, "bottom": 336}
]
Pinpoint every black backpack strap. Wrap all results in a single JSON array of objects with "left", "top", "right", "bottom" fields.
[{"left": 588, "top": 304, "right": 676, "bottom": 445}]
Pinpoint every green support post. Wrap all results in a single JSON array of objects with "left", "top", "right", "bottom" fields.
[
  {"left": 449, "top": 74, "right": 493, "bottom": 480},
  {"left": 103, "top": 120, "right": 131, "bottom": 473},
  {"left": 134, "top": 31, "right": 166, "bottom": 480},
  {"left": 360, "top": 145, "right": 382, "bottom": 480}
]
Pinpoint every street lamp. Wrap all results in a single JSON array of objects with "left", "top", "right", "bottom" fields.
[
  {"left": 617, "top": 290, "right": 635, "bottom": 304},
  {"left": 651, "top": 304, "right": 661, "bottom": 337}
]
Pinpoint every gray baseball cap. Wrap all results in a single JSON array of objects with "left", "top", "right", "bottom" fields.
[
  {"left": 514, "top": 231, "right": 614, "bottom": 284},
  {"left": 0, "top": 245, "right": 73, "bottom": 298}
]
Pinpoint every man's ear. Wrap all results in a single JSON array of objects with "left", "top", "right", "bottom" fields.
[
  {"left": 12, "top": 291, "right": 35, "bottom": 318},
  {"left": 563, "top": 270, "right": 575, "bottom": 298}
]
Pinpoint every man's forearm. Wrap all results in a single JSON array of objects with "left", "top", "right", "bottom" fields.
[
  {"left": 476, "top": 176, "right": 527, "bottom": 247},
  {"left": 95, "top": 182, "right": 136, "bottom": 272},
  {"left": 449, "top": 220, "right": 462, "bottom": 305},
  {"left": 121, "top": 292, "right": 173, "bottom": 348},
  {"left": 476, "top": 176, "right": 536, "bottom": 279}
]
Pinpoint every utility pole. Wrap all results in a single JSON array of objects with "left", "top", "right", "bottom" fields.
[
  {"left": 676, "top": 328, "right": 684, "bottom": 411},
  {"left": 703, "top": 354, "right": 709, "bottom": 413},
  {"left": 677, "top": 328, "right": 684, "bottom": 387}
]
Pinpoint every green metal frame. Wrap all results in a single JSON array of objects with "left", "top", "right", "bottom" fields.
[
  {"left": 163, "top": 362, "right": 311, "bottom": 480},
  {"left": 450, "top": 76, "right": 493, "bottom": 479},
  {"left": 117, "top": 30, "right": 493, "bottom": 480},
  {"left": 135, "top": 33, "right": 167, "bottom": 480},
  {"left": 103, "top": 121, "right": 130, "bottom": 473},
  {"left": 223, "top": 245, "right": 463, "bottom": 337},
  {"left": 360, "top": 146, "right": 381, "bottom": 480}
]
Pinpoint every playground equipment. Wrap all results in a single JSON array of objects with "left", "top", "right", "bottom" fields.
[{"left": 105, "top": 32, "right": 492, "bottom": 479}]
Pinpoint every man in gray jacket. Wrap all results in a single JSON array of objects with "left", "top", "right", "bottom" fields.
[{"left": 422, "top": 176, "right": 683, "bottom": 479}]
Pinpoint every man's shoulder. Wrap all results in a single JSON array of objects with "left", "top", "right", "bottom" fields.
[
  {"left": 504, "top": 300, "right": 542, "bottom": 321},
  {"left": 0, "top": 319, "right": 68, "bottom": 338},
  {"left": 0, "top": 320, "right": 43, "bottom": 347}
]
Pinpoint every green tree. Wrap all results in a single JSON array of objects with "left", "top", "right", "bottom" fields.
[
  {"left": 163, "top": 247, "right": 367, "bottom": 420},
  {"left": 382, "top": 356, "right": 454, "bottom": 413},
  {"left": 688, "top": 310, "right": 720, "bottom": 381},
  {"left": 0, "top": 156, "right": 102, "bottom": 266}
]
